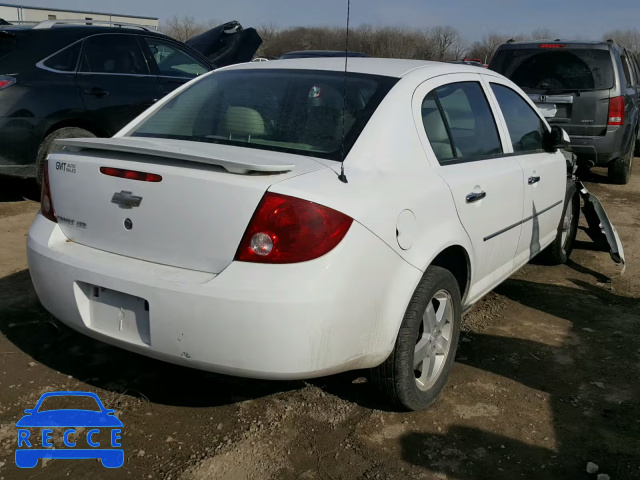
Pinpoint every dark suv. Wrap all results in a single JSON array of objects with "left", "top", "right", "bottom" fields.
[
  {"left": 0, "top": 20, "right": 260, "bottom": 181},
  {"left": 490, "top": 40, "right": 640, "bottom": 184}
]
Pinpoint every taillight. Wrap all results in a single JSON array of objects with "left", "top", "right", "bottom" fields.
[
  {"left": 235, "top": 192, "right": 353, "bottom": 264},
  {"left": 100, "top": 167, "right": 162, "bottom": 182},
  {"left": 40, "top": 160, "right": 57, "bottom": 223},
  {"left": 608, "top": 96, "right": 625, "bottom": 126},
  {"left": 0, "top": 75, "right": 16, "bottom": 90},
  {"left": 539, "top": 44, "right": 565, "bottom": 49}
]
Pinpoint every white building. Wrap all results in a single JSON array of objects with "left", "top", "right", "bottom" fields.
[{"left": 0, "top": 2, "right": 158, "bottom": 29}]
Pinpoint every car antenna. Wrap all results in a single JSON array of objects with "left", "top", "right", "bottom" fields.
[{"left": 338, "top": 0, "right": 351, "bottom": 184}]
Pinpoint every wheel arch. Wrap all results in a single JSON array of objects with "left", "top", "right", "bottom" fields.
[
  {"left": 430, "top": 244, "right": 472, "bottom": 304},
  {"left": 42, "top": 118, "right": 105, "bottom": 139}
]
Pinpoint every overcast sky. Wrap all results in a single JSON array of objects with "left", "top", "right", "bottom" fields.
[{"left": 11, "top": 0, "right": 640, "bottom": 41}]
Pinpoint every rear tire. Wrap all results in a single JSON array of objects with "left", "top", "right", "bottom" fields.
[
  {"left": 371, "top": 266, "right": 461, "bottom": 411},
  {"left": 540, "top": 181, "right": 580, "bottom": 265},
  {"left": 608, "top": 141, "right": 633, "bottom": 185},
  {"left": 36, "top": 127, "right": 95, "bottom": 184}
]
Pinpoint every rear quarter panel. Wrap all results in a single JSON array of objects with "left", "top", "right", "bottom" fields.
[{"left": 271, "top": 73, "right": 474, "bottom": 299}]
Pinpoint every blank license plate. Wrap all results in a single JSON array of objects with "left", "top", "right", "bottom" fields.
[{"left": 87, "top": 286, "right": 150, "bottom": 346}]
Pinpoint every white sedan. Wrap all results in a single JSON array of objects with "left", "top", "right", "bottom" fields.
[{"left": 28, "top": 58, "right": 579, "bottom": 410}]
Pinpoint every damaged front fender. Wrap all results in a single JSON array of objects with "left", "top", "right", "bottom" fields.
[{"left": 576, "top": 180, "right": 626, "bottom": 271}]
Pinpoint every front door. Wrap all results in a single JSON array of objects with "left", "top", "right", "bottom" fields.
[
  {"left": 414, "top": 74, "right": 525, "bottom": 302},
  {"left": 139, "top": 36, "right": 210, "bottom": 100},
  {"left": 486, "top": 78, "right": 567, "bottom": 267},
  {"left": 77, "top": 34, "right": 158, "bottom": 135}
]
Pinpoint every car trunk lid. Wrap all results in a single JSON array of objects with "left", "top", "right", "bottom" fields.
[{"left": 47, "top": 137, "right": 326, "bottom": 273}]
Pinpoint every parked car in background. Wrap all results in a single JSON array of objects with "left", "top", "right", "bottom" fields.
[
  {"left": 490, "top": 40, "right": 640, "bottom": 184},
  {"left": 278, "top": 50, "right": 370, "bottom": 60},
  {"left": 0, "top": 19, "right": 261, "bottom": 181},
  {"left": 29, "top": 59, "right": 592, "bottom": 411}
]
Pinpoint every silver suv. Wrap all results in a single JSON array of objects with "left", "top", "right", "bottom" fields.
[{"left": 490, "top": 40, "right": 640, "bottom": 184}]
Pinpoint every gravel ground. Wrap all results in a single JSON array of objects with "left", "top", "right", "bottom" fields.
[{"left": 0, "top": 164, "right": 638, "bottom": 480}]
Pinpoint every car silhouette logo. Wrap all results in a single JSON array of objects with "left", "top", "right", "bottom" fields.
[{"left": 15, "top": 391, "right": 123, "bottom": 468}]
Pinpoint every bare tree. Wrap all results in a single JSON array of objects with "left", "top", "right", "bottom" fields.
[
  {"left": 531, "top": 27, "right": 558, "bottom": 40},
  {"left": 603, "top": 29, "right": 640, "bottom": 55},
  {"left": 467, "top": 33, "right": 519, "bottom": 64},
  {"left": 429, "top": 26, "right": 465, "bottom": 61},
  {"left": 160, "top": 15, "right": 211, "bottom": 42}
]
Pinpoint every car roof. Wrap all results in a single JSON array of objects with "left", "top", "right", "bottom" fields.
[
  {"left": 281, "top": 50, "right": 369, "bottom": 57},
  {"left": 222, "top": 57, "right": 484, "bottom": 79},
  {"left": 0, "top": 24, "right": 166, "bottom": 37}
]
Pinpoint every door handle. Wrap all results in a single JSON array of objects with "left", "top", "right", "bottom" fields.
[
  {"left": 466, "top": 191, "right": 487, "bottom": 203},
  {"left": 84, "top": 87, "right": 109, "bottom": 98},
  {"left": 528, "top": 175, "right": 541, "bottom": 185}
]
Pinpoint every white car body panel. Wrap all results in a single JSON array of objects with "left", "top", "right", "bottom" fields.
[
  {"left": 27, "top": 58, "right": 568, "bottom": 379},
  {"left": 483, "top": 75, "right": 567, "bottom": 269},
  {"left": 28, "top": 214, "right": 421, "bottom": 379},
  {"left": 47, "top": 144, "right": 325, "bottom": 273}
]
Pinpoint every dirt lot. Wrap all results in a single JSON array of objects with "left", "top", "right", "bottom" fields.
[{"left": 0, "top": 165, "right": 639, "bottom": 480}]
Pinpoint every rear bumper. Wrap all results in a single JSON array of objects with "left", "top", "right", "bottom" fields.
[
  {"left": 27, "top": 214, "right": 420, "bottom": 380},
  {"left": 570, "top": 125, "right": 628, "bottom": 166}
]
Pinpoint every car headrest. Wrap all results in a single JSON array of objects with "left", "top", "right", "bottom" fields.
[
  {"left": 224, "top": 106, "right": 265, "bottom": 137},
  {"left": 422, "top": 109, "right": 449, "bottom": 143}
]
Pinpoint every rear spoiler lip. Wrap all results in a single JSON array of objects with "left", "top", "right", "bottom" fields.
[{"left": 53, "top": 137, "right": 296, "bottom": 175}]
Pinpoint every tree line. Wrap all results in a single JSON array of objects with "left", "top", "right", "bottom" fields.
[{"left": 160, "top": 16, "right": 640, "bottom": 62}]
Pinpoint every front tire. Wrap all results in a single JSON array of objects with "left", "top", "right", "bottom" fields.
[
  {"left": 540, "top": 181, "right": 580, "bottom": 265},
  {"left": 371, "top": 266, "right": 461, "bottom": 411},
  {"left": 36, "top": 127, "right": 95, "bottom": 184}
]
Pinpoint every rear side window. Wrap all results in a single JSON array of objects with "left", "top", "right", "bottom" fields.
[
  {"left": 621, "top": 54, "right": 634, "bottom": 86},
  {"left": 421, "top": 81, "right": 503, "bottom": 164},
  {"left": 491, "top": 84, "right": 546, "bottom": 153},
  {"left": 143, "top": 37, "right": 208, "bottom": 79},
  {"left": 79, "top": 35, "right": 148, "bottom": 75},
  {"left": 42, "top": 42, "right": 81, "bottom": 72},
  {"left": 491, "top": 48, "right": 614, "bottom": 92}
]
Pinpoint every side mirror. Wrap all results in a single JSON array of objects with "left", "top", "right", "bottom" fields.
[{"left": 544, "top": 126, "right": 571, "bottom": 152}]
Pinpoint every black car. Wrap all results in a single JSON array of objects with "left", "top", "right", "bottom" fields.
[
  {"left": 278, "top": 50, "right": 370, "bottom": 60},
  {"left": 490, "top": 40, "right": 640, "bottom": 184},
  {"left": 0, "top": 20, "right": 260, "bottom": 181}
]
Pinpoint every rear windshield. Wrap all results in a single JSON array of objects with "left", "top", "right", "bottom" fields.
[
  {"left": 131, "top": 69, "right": 397, "bottom": 161},
  {"left": 0, "top": 32, "right": 17, "bottom": 61},
  {"left": 491, "top": 48, "right": 615, "bottom": 93}
]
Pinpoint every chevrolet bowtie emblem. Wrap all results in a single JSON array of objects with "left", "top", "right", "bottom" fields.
[{"left": 111, "top": 191, "right": 142, "bottom": 209}]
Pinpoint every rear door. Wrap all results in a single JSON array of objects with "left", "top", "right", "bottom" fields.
[
  {"left": 486, "top": 77, "right": 566, "bottom": 267},
  {"left": 77, "top": 34, "right": 158, "bottom": 135},
  {"left": 139, "top": 36, "right": 210, "bottom": 99},
  {"left": 414, "top": 73, "right": 525, "bottom": 301},
  {"left": 491, "top": 45, "right": 615, "bottom": 137}
]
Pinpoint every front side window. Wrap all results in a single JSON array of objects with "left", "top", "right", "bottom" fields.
[
  {"left": 131, "top": 69, "right": 397, "bottom": 161},
  {"left": 421, "top": 81, "right": 503, "bottom": 163},
  {"left": 491, "top": 84, "right": 546, "bottom": 153},
  {"left": 143, "top": 37, "right": 208, "bottom": 79},
  {"left": 79, "top": 35, "right": 148, "bottom": 75}
]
